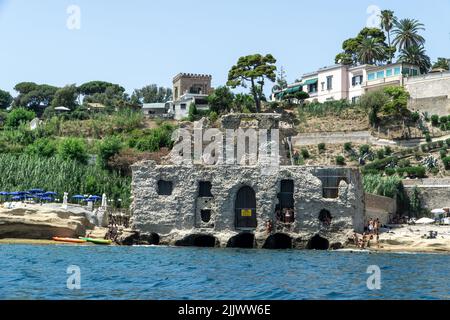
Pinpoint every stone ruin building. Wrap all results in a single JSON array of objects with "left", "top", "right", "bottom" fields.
[{"left": 130, "top": 113, "right": 366, "bottom": 250}]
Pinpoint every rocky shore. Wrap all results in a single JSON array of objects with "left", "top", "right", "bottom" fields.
[
  {"left": 0, "top": 203, "right": 106, "bottom": 240},
  {"left": 1, "top": 203, "right": 450, "bottom": 253}
]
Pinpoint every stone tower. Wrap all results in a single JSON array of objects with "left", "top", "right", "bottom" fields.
[{"left": 172, "top": 73, "right": 212, "bottom": 101}]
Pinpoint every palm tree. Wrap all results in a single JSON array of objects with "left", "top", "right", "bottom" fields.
[
  {"left": 392, "top": 18, "right": 425, "bottom": 50},
  {"left": 357, "top": 38, "right": 386, "bottom": 65},
  {"left": 379, "top": 10, "right": 396, "bottom": 62},
  {"left": 398, "top": 45, "right": 431, "bottom": 73}
]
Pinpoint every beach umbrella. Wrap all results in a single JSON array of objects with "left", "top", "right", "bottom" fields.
[
  {"left": 11, "top": 196, "right": 23, "bottom": 201},
  {"left": 40, "top": 197, "right": 53, "bottom": 202},
  {"left": 431, "top": 209, "right": 446, "bottom": 217},
  {"left": 72, "top": 195, "right": 86, "bottom": 199},
  {"left": 29, "top": 189, "right": 44, "bottom": 193},
  {"left": 88, "top": 195, "right": 102, "bottom": 202},
  {"left": 44, "top": 192, "right": 57, "bottom": 196},
  {"left": 415, "top": 217, "right": 435, "bottom": 225},
  {"left": 0, "top": 192, "right": 9, "bottom": 195},
  {"left": 55, "top": 106, "right": 70, "bottom": 112}
]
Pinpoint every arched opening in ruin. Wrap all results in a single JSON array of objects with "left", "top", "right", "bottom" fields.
[
  {"left": 306, "top": 235, "right": 330, "bottom": 250},
  {"left": 318, "top": 209, "right": 333, "bottom": 227},
  {"left": 175, "top": 234, "right": 217, "bottom": 248},
  {"left": 142, "top": 232, "right": 160, "bottom": 245},
  {"left": 227, "top": 233, "right": 255, "bottom": 249},
  {"left": 235, "top": 186, "right": 257, "bottom": 230},
  {"left": 263, "top": 233, "right": 293, "bottom": 249}
]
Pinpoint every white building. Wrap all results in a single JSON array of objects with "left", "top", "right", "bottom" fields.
[
  {"left": 275, "top": 62, "right": 422, "bottom": 104},
  {"left": 171, "top": 93, "right": 210, "bottom": 120}
]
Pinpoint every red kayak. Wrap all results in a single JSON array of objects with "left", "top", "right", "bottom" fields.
[{"left": 52, "top": 237, "right": 87, "bottom": 244}]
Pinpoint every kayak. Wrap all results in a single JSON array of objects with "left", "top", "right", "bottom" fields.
[
  {"left": 79, "top": 237, "right": 112, "bottom": 245},
  {"left": 53, "top": 237, "right": 87, "bottom": 244}
]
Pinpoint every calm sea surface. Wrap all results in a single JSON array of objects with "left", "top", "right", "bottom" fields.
[{"left": 0, "top": 245, "right": 449, "bottom": 300}]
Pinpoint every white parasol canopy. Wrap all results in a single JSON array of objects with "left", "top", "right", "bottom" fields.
[
  {"left": 55, "top": 106, "right": 70, "bottom": 111},
  {"left": 415, "top": 217, "right": 435, "bottom": 225}
]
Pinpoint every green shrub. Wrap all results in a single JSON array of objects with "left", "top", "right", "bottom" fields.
[
  {"left": 209, "top": 111, "right": 218, "bottom": 123},
  {"left": 421, "top": 144, "right": 428, "bottom": 152},
  {"left": 441, "top": 124, "right": 447, "bottom": 131},
  {"left": 446, "top": 138, "right": 450, "bottom": 147},
  {"left": 344, "top": 142, "right": 353, "bottom": 152},
  {"left": 376, "top": 149, "right": 385, "bottom": 159},
  {"left": 431, "top": 114, "right": 440, "bottom": 126},
  {"left": 440, "top": 149, "right": 447, "bottom": 159},
  {"left": 318, "top": 143, "right": 326, "bottom": 152},
  {"left": 359, "top": 144, "right": 371, "bottom": 156},
  {"left": 301, "top": 148, "right": 310, "bottom": 159},
  {"left": 440, "top": 116, "right": 448, "bottom": 124},
  {"left": 133, "top": 123, "right": 175, "bottom": 152},
  {"left": 398, "top": 159, "right": 411, "bottom": 168},
  {"left": 25, "top": 138, "right": 57, "bottom": 158},
  {"left": 364, "top": 156, "right": 397, "bottom": 171},
  {"left": 438, "top": 140, "right": 445, "bottom": 148},
  {"left": 336, "top": 155, "right": 345, "bottom": 165},
  {"left": 443, "top": 156, "right": 450, "bottom": 170},
  {"left": 446, "top": 123, "right": 450, "bottom": 131},
  {"left": 385, "top": 168, "right": 396, "bottom": 176},
  {"left": 384, "top": 146, "right": 392, "bottom": 156},
  {"left": 5, "top": 108, "right": 36, "bottom": 128},
  {"left": 410, "top": 112, "right": 420, "bottom": 122},
  {"left": 425, "top": 133, "right": 432, "bottom": 143},
  {"left": 97, "top": 136, "right": 123, "bottom": 168},
  {"left": 397, "top": 166, "right": 426, "bottom": 178},
  {"left": 58, "top": 138, "right": 88, "bottom": 164}
]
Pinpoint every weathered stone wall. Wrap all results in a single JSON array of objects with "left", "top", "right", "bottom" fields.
[
  {"left": 405, "top": 73, "right": 450, "bottom": 116},
  {"left": 408, "top": 96, "right": 450, "bottom": 117},
  {"left": 365, "top": 193, "right": 397, "bottom": 225},
  {"left": 131, "top": 161, "right": 365, "bottom": 248},
  {"left": 404, "top": 182, "right": 450, "bottom": 211}
]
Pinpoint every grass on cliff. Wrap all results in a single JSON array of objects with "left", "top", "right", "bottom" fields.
[
  {"left": 0, "top": 154, "right": 131, "bottom": 208},
  {"left": 363, "top": 174, "right": 403, "bottom": 199}
]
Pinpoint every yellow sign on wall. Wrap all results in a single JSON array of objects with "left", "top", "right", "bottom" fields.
[{"left": 241, "top": 209, "right": 252, "bottom": 217}]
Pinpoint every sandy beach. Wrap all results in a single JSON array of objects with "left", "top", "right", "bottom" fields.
[{"left": 362, "top": 225, "right": 450, "bottom": 254}]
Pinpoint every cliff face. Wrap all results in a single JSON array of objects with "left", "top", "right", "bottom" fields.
[
  {"left": 0, "top": 204, "right": 95, "bottom": 239},
  {"left": 130, "top": 162, "right": 365, "bottom": 249}
]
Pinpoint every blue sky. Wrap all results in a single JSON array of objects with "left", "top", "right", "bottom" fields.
[{"left": 0, "top": 0, "right": 449, "bottom": 96}]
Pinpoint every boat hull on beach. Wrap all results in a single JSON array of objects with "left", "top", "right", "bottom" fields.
[{"left": 52, "top": 237, "right": 87, "bottom": 244}]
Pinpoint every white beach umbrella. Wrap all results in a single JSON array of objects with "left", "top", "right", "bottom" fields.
[
  {"left": 415, "top": 217, "right": 435, "bottom": 225},
  {"left": 431, "top": 209, "right": 446, "bottom": 217},
  {"left": 55, "top": 106, "right": 71, "bottom": 111}
]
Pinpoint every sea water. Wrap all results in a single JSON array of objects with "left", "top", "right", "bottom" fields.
[{"left": 0, "top": 245, "right": 449, "bottom": 300}]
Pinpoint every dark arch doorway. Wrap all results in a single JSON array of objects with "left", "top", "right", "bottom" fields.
[
  {"left": 319, "top": 209, "right": 332, "bottom": 226},
  {"left": 263, "top": 233, "right": 293, "bottom": 249},
  {"left": 175, "top": 234, "right": 217, "bottom": 248},
  {"left": 227, "top": 233, "right": 255, "bottom": 249},
  {"left": 306, "top": 235, "right": 330, "bottom": 250},
  {"left": 235, "top": 186, "right": 257, "bottom": 230}
]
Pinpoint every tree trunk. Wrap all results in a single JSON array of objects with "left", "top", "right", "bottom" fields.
[{"left": 250, "top": 78, "right": 260, "bottom": 113}]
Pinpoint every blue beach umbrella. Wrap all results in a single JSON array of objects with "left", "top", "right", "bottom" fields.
[
  {"left": 40, "top": 197, "right": 53, "bottom": 202},
  {"left": 44, "top": 192, "right": 57, "bottom": 196},
  {"left": 72, "top": 195, "right": 86, "bottom": 199},
  {"left": 11, "top": 196, "right": 23, "bottom": 201},
  {"left": 29, "top": 189, "right": 44, "bottom": 193},
  {"left": 88, "top": 195, "right": 101, "bottom": 201}
]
